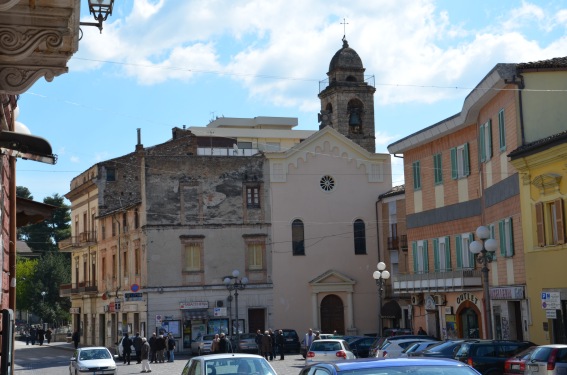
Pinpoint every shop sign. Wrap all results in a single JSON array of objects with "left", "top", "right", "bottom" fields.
[
  {"left": 69, "top": 307, "right": 81, "bottom": 314},
  {"left": 456, "top": 292, "right": 479, "bottom": 306},
  {"left": 546, "top": 309, "right": 557, "bottom": 319},
  {"left": 125, "top": 292, "right": 143, "bottom": 301},
  {"left": 180, "top": 301, "right": 209, "bottom": 310},
  {"left": 214, "top": 307, "right": 227, "bottom": 317},
  {"left": 490, "top": 286, "right": 524, "bottom": 300}
]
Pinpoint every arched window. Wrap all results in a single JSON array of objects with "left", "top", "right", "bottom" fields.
[
  {"left": 354, "top": 219, "right": 366, "bottom": 254},
  {"left": 347, "top": 99, "right": 364, "bottom": 134},
  {"left": 346, "top": 75, "right": 357, "bottom": 82},
  {"left": 292, "top": 219, "right": 305, "bottom": 256}
]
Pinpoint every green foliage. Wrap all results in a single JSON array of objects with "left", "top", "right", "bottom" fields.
[{"left": 16, "top": 186, "right": 33, "bottom": 199}]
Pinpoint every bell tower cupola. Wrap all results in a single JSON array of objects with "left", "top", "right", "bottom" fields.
[{"left": 318, "top": 38, "right": 376, "bottom": 152}]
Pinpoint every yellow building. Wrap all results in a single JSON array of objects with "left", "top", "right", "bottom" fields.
[{"left": 509, "top": 131, "right": 567, "bottom": 344}]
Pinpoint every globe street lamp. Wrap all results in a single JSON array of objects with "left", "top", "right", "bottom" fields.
[
  {"left": 41, "top": 291, "right": 46, "bottom": 303},
  {"left": 469, "top": 225, "right": 497, "bottom": 339},
  {"left": 224, "top": 270, "right": 248, "bottom": 351},
  {"left": 372, "top": 262, "right": 390, "bottom": 336}
]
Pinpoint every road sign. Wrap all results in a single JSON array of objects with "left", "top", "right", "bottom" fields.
[
  {"left": 546, "top": 309, "right": 557, "bottom": 319},
  {"left": 541, "top": 292, "right": 561, "bottom": 309}
]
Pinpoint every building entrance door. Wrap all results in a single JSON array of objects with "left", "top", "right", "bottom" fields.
[
  {"left": 248, "top": 308, "right": 265, "bottom": 334},
  {"left": 461, "top": 308, "right": 479, "bottom": 338},
  {"left": 320, "top": 295, "right": 344, "bottom": 334}
]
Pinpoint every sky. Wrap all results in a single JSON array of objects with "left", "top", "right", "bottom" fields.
[{"left": 15, "top": 0, "right": 567, "bottom": 202}]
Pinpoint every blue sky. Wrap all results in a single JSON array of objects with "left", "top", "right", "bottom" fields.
[{"left": 16, "top": 0, "right": 567, "bottom": 201}]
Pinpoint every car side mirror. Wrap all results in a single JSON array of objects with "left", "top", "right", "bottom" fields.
[{"left": 71, "top": 357, "right": 77, "bottom": 361}]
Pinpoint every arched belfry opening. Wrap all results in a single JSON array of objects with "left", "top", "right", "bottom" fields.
[{"left": 318, "top": 39, "right": 376, "bottom": 152}]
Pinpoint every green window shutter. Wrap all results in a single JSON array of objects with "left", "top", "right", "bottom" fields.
[
  {"left": 412, "top": 161, "right": 421, "bottom": 189},
  {"left": 456, "top": 237, "right": 462, "bottom": 269},
  {"left": 490, "top": 224, "right": 496, "bottom": 260},
  {"left": 499, "top": 110, "right": 506, "bottom": 151},
  {"left": 433, "top": 238, "right": 439, "bottom": 272},
  {"left": 469, "top": 233, "right": 475, "bottom": 266},
  {"left": 479, "top": 124, "right": 486, "bottom": 162},
  {"left": 464, "top": 143, "right": 470, "bottom": 176},
  {"left": 451, "top": 148, "right": 457, "bottom": 179},
  {"left": 487, "top": 119, "right": 492, "bottom": 159},
  {"left": 423, "top": 241, "right": 429, "bottom": 273},
  {"left": 499, "top": 220, "right": 506, "bottom": 257},
  {"left": 445, "top": 236, "right": 451, "bottom": 270},
  {"left": 508, "top": 218, "right": 514, "bottom": 256},
  {"left": 412, "top": 242, "right": 418, "bottom": 273}
]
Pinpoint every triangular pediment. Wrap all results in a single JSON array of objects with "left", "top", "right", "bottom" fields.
[{"left": 309, "top": 269, "right": 356, "bottom": 286}]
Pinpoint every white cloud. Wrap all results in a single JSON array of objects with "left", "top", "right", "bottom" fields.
[{"left": 70, "top": 156, "right": 80, "bottom": 163}]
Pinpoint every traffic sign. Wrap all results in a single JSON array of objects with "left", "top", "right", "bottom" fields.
[{"left": 541, "top": 292, "right": 561, "bottom": 309}]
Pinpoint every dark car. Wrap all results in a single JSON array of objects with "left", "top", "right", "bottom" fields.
[
  {"left": 412, "top": 339, "right": 481, "bottom": 358},
  {"left": 276, "top": 329, "right": 300, "bottom": 353},
  {"left": 454, "top": 340, "right": 536, "bottom": 375},
  {"left": 299, "top": 357, "right": 483, "bottom": 375},
  {"left": 347, "top": 336, "right": 376, "bottom": 358}
]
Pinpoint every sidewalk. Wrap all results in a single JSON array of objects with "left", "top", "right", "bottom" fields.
[{"left": 14, "top": 338, "right": 76, "bottom": 351}]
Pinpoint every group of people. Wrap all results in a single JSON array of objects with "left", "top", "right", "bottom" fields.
[
  {"left": 254, "top": 329, "right": 285, "bottom": 361},
  {"left": 210, "top": 333, "right": 232, "bottom": 354},
  {"left": 118, "top": 331, "right": 176, "bottom": 373},
  {"left": 148, "top": 332, "right": 176, "bottom": 363},
  {"left": 24, "top": 325, "right": 52, "bottom": 346}
]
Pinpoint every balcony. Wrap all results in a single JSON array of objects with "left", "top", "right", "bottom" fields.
[
  {"left": 58, "top": 231, "right": 97, "bottom": 250},
  {"left": 392, "top": 269, "right": 482, "bottom": 294},
  {"left": 387, "top": 235, "right": 408, "bottom": 250},
  {"left": 59, "top": 281, "right": 98, "bottom": 297}
]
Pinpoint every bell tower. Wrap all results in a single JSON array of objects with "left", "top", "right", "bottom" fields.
[{"left": 318, "top": 38, "right": 376, "bottom": 153}]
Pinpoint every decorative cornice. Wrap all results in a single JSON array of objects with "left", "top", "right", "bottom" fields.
[
  {"left": 0, "top": 0, "right": 19, "bottom": 12},
  {"left": 0, "top": 27, "right": 67, "bottom": 62},
  {"left": 0, "top": 65, "right": 68, "bottom": 94}
]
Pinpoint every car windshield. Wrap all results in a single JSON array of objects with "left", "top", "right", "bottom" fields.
[
  {"left": 337, "top": 365, "right": 479, "bottom": 375},
  {"left": 204, "top": 357, "right": 276, "bottom": 375},
  {"left": 79, "top": 349, "right": 111, "bottom": 360},
  {"left": 310, "top": 341, "right": 341, "bottom": 351}
]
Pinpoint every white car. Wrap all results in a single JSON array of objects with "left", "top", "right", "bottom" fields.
[
  {"left": 69, "top": 347, "right": 117, "bottom": 375},
  {"left": 305, "top": 339, "right": 357, "bottom": 365},
  {"left": 181, "top": 353, "right": 276, "bottom": 375},
  {"left": 376, "top": 338, "right": 438, "bottom": 358},
  {"left": 191, "top": 334, "right": 217, "bottom": 356}
]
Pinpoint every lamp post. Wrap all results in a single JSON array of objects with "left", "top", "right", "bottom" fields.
[
  {"left": 41, "top": 291, "right": 46, "bottom": 303},
  {"left": 80, "top": 0, "right": 115, "bottom": 33},
  {"left": 224, "top": 270, "right": 248, "bottom": 351},
  {"left": 372, "top": 262, "right": 390, "bottom": 336},
  {"left": 469, "top": 225, "right": 497, "bottom": 339}
]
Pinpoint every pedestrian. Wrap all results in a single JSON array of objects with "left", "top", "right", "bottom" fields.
[
  {"left": 37, "top": 326, "right": 45, "bottom": 346},
  {"left": 24, "top": 328, "right": 30, "bottom": 345},
  {"left": 30, "top": 326, "right": 37, "bottom": 345},
  {"left": 155, "top": 334, "right": 166, "bottom": 363},
  {"left": 149, "top": 332, "right": 157, "bottom": 363},
  {"left": 140, "top": 337, "right": 152, "bottom": 373},
  {"left": 261, "top": 330, "right": 272, "bottom": 361},
  {"left": 268, "top": 329, "right": 275, "bottom": 360},
  {"left": 133, "top": 332, "right": 143, "bottom": 364},
  {"left": 276, "top": 330, "right": 285, "bottom": 360},
  {"left": 211, "top": 334, "right": 220, "bottom": 354},
  {"left": 219, "top": 333, "right": 230, "bottom": 353},
  {"left": 122, "top": 333, "right": 132, "bottom": 365},
  {"left": 45, "top": 327, "right": 52, "bottom": 344},
  {"left": 255, "top": 329, "right": 263, "bottom": 356},
  {"left": 167, "top": 333, "right": 176, "bottom": 362},
  {"left": 417, "top": 326, "right": 427, "bottom": 335},
  {"left": 72, "top": 329, "right": 80, "bottom": 349},
  {"left": 313, "top": 331, "right": 321, "bottom": 341},
  {"left": 304, "top": 328, "right": 314, "bottom": 352}
]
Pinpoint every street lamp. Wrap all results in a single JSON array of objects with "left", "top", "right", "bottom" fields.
[
  {"left": 372, "top": 262, "right": 390, "bottom": 336},
  {"left": 469, "top": 225, "right": 497, "bottom": 339},
  {"left": 40, "top": 291, "right": 46, "bottom": 303},
  {"left": 224, "top": 270, "right": 248, "bottom": 351},
  {"left": 80, "top": 0, "right": 115, "bottom": 33}
]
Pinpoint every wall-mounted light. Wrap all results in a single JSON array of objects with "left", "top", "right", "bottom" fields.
[{"left": 80, "top": 0, "right": 115, "bottom": 33}]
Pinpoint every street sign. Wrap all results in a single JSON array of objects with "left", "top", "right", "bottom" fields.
[
  {"left": 541, "top": 292, "right": 561, "bottom": 309},
  {"left": 546, "top": 309, "right": 557, "bottom": 319}
]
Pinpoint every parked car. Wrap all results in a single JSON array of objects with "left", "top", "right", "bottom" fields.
[
  {"left": 301, "top": 333, "right": 339, "bottom": 358},
  {"left": 115, "top": 335, "right": 136, "bottom": 360},
  {"left": 347, "top": 336, "right": 376, "bottom": 358},
  {"left": 454, "top": 340, "right": 536, "bottom": 375},
  {"left": 400, "top": 340, "right": 442, "bottom": 357},
  {"left": 525, "top": 344, "right": 567, "bottom": 375},
  {"left": 305, "top": 339, "right": 356, "bottom": 365},
  {"left": 70, "top": 347, "right": 118, "bottom": 375},
  {"left": 376, "top": 338, "right": 439, "bottom": 358},
  {"left": 504, "top": 346, "right": 538, "bottom": 375},
  {"left": 190, "top": 334, "right": 216, "bottom": 356},
  {"left": 236, "top": 332, "right": 258, "bottom": 354},
  {"left": 277, "top": 328, "right": 300, "bottom": 354},
  {"left": 299, "top": 357, "right": 483, "bottom": 375},
  {"left": 369, "top": 335, "right": 438, "bottom": 357},
  {"left": 181, "top": 353, "right": 276, "bottom": 375},
  {"left": 412, "top": 339, "right": 482, "bottom": 358},
  {"left": 383, "top": 328, "right": 413, "bottom": 337}
]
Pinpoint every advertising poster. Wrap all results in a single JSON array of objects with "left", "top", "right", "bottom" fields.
[
  {"left": 445, "top": 315, "right": 458, "bottom": 339},
  {"left": 183, "top": 321, "right": 191, "bottom": 349},
  {"left": 192, "top": 323, "right": 207, "bottom": 341},
  {"left": 208, "top": 319, "right": 229, "bottom": 335}
]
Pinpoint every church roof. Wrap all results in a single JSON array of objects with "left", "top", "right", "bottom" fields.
[{"left": 329, "top": 39, "right": 363, "bottom": 72}]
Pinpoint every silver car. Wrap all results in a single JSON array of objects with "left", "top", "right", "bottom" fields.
[
  {"left": 191, "top": 334, "right": 217, "bottom": 356},
  {"left": 526, "top": 344, "right": 567, "bottom": 375},
  {"left": 69, "top": 347, "right": 117, "bottom": 375},
  {"left": 305, "top": 339, "right": 357, "bottom": 365},
  {"left": 181, "top": 353, "right": 276, "bottom": 375}
]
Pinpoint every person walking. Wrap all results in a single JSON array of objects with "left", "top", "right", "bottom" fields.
[
  {"left": 30, "top": 326, "right": 37, "bottom": 345},
  {"left": 72, "top": 329, "right": 80, "bottom": 349},
  {"left": 37, "top": 326, "right": 45, "bottom": 346},
  {"left": 122, "top": 333, "right": 133, "bottom": 365},
  {"left": 24, "top": 328, "right": 30, "bottom": 345},
  {"left": 167, "top": 333, "right": 176, "bottom": 362},
  {"left": 268, "top": 329, "right": 275, "bottom": 360},
  {"left": 276, "top": 330, "right": 285, "bottom": 360},
  {"left": 133, "top": 332, "right": 143, "bottom": 364},
  {"left": 261, "top": 330, "right": 272, "bottom": 360},
  {"left": 155, "top": 334, "right": 166, "bottom": 363},
  {"left": 211, "top": 334, "right": 220, "bottom": 354},
  {"left": 304, "top": 328, "right": 314, "bottom": 352},
  {"left": 45, "top": 328, "right": 52, "bottom": 344},
  {"left": 219, "top": 333, "right": 229, "bottom": 353},
  {"left": 140, "top": 337, "right": 152, "bottom": 373},
  {"left": 255, "top": 330, "right": 263, "bottom": 356},
  {"left": 149, "top": 333, "right": 157, "bottom": 363}
]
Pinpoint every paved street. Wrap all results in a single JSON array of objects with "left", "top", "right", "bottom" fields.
[{"left": 14, "top": 339, "right": 306, "bottom": 375}]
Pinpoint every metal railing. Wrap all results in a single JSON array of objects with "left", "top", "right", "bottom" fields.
[
  {"left": 59, "top": 281, "right": 98, "bottom": 296},
  {"left": 392, "top": 269, "right": 482, "bottom": 294}
]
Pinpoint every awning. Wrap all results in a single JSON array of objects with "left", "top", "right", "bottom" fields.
[
  {"left": 183, "top": 309, "right": 209, "bottom": 320},
  {"left": 381, "top": 300, "right": 402, "bottom": 319}
]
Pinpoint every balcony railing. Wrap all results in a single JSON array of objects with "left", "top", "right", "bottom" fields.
[
  {"left": 59, "top": 281, "right": 98, "bottom": 296},
  {"left": 392, "top": 269, "right": 482, "bottom": 294},
  {"left": 58, "top": 231, "right": 97, "bottom": 250},
  {"left": 387, "top": 235, "right": 408, "bottom": 250}
]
